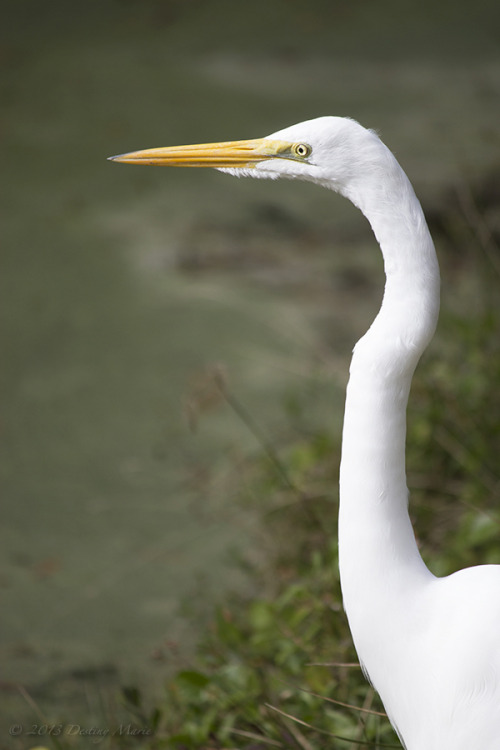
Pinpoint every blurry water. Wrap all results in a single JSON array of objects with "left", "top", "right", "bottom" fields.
[{"left": 1, "top": 8, "right": 341, "bottom": 726}]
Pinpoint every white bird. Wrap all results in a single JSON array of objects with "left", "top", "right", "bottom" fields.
[{"left": 110, "top": 117, "right": 500, "bottom": 750}]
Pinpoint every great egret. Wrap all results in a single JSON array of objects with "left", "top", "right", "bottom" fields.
[{"left": 110, "top": 117, "right": 500, "bottom": 750}]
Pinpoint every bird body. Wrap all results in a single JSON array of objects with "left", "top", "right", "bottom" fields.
[{"left": 110, "top": 117, "right": 500, "bottom": 750}]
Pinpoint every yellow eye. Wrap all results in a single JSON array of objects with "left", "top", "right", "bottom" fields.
[
  {"left": 293, "top": 143, "right": 311, "bottom": 158},
  {"left": 292, "top": 143, "right": 311, "bottom": 159}
]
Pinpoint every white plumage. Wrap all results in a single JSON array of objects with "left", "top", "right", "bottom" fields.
[{"left": 110, "top": 116, "right": 500, "bottom": 750}]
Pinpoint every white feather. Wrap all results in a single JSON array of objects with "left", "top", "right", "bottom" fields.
[{"left": 221, "top": 117, "right": 500, "bottom": 750}]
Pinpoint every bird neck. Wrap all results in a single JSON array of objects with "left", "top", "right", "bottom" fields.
[{"left": 338, "top": 162, "right": 440, "bottom": 610}]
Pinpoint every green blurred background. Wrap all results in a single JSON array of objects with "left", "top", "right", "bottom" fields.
[{"left": 2, "top": 0, "right": 499, "bottom": 737}]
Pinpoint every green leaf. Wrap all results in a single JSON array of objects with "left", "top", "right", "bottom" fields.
[{"left": 176, "top": 670, "right": 210, "bottom": 689}]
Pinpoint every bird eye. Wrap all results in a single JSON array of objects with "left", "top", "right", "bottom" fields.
[{"left": 293, "top": 143, "right": 311, "bottom": 159}]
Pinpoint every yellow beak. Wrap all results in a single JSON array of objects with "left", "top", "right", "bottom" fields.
[{"left": 108, "top": 138, "right": 296, "bottom": 168}]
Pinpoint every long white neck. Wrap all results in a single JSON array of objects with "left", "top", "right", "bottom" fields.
[{"left": 338, "top": 149, "right": 440, "bottom": 625}]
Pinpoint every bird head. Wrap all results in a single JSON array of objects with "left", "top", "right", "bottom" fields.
[{"left": 108, "top": 116, "right": 389, "bottom": 199}]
